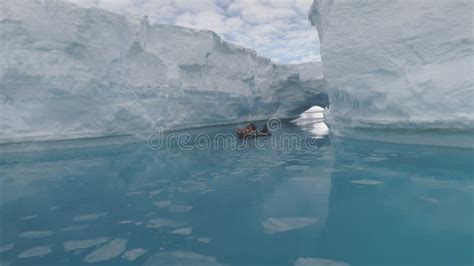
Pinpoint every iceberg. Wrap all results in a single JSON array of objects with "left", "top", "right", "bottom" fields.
[
  {"left": 0, "top": 0, "right": 327, "bottom": 143},
  {"left": 309, "top": 0, "right": 474, "bottom": 131}
]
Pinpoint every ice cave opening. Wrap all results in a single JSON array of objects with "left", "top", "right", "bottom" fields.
[{"left": 291, "top": 105, "right": 329, "bottom": 138}]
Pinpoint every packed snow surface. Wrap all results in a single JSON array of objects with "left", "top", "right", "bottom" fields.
[
  {"left": 309, "top": 0, "right": 474, "bottom": 130},
  {"left": 0, "top": 0, "right": 327, "bottom": 143}
]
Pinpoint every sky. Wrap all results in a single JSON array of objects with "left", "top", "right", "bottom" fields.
[{"left": 67, "top": 0, "right": 320, "bottom": 64}]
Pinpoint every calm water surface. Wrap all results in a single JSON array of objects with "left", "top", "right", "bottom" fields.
[{"left": 0, "top": 120, "right": 473, "bottom": 266}]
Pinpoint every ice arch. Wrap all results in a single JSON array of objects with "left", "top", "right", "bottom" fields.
[{"left": 0, "top": 0, "right": 327, "bottom": 143}]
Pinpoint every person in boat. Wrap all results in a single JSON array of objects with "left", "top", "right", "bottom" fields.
[
  {"left": 237, "top": 123, "right": 256, "bottom": 138},
  {"left": 245, "top": 123, "right": 257, "bottom": 133}
]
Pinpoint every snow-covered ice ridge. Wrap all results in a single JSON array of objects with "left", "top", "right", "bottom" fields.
[
  {"left": 309, "top": 0, "right": 474, "bottom": 130},
  {"left": 0, "top": 0, "right": 327, "bottom": 143}
]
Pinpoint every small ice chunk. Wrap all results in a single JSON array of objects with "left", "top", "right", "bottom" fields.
[
  {"left": 0, "top": 243, "right": 14, "bottom": 253},
  {"left": 73, "top": 212, "right": 107, "bottom": 222},
  {"left": 350, "top": 179, "right": 382, "bottom": 185},
  {"left": 121, "top": 248, "right": 147, "bottom": 261},
  {"left": 248, "top": 177, "right": 263, "bottom": 182},
  {"left": 169, "top": 227, "right": 192, "bottom": 235},
  {"left": 263, "top": 217, "right": 318, "bottom": 234},
  {"left": 144, "top": 251, "right": 220, "bottom": 266},
  {"left": 118, "top": 220, "right": 136, "bottom": 224},
  {"left": 199, "top": 189, "right": 215, "bottom": 195},
  {"left": 154, "top": 201, "right": 172, "bottom": 208},
  {"left": 49, "top": 206, "right": 59, "bottom": 210},
  {"left": 62, "top": 225, "right": 89, "bottom": 231},
  {"left": 168, "top": 205, "right": 193, "bottom": 213},
  {"left": 63, "top": 237, "right": 111, "bottom": 252},
  {"left": 197, "top": 237, "right": 211, "bottom": 244},
  {"left": 127, "top": 191, "right": 143, "bottom": 196},
  {"left": 294, "top": 257, "right": 350, "bottom": 266},
  {"left": 19, "top": 215, "right": 38, "bottom": 220},
  {"left": 18, "top": 245, "right": 52, "bottom": 258},
  {"left": 83, "top": 238, "right": 127, "bottom": 263},
  {"left": 419, "top": 197, "right": 440, "bottom": 204},
  {"left": 149, "top": 189, "right": 163, "bottom": 196},
  {"left": 18, "top": 231, "right": 55, "bottom": 239},
  {"left": 146, "top": 218, "right": 185, "bottom": 229}
]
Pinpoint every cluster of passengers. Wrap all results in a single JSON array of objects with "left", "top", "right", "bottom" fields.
[{"left": 236, "top": 123, "right": 270, "bottom": 138}]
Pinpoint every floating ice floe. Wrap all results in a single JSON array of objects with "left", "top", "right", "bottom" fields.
[
  {"left": 197, "top": 237, "right": 212, "bottom": 244},
  {"left": 179, "top": 181, "right": 207, "bottom": 192},
  {"left": 0, "top": 243, "right": 14, "bottom": 253},
  {"left": 168, "top": 205, "right": 193, "bottom": 213},
  {"left": 146, "top": 218, "right": 185, "bottom": 229},
  {"left": 121, "top": 248, "right": 147, "bottom": 261},
  {"left": 153, "top": 201, "right": 172, "bottom": 208},
  {"left": 294, "top": 257, "right": 350, "bottom": 266},
  {"left": 73, "top": 212, "right": 108, "bottom": 222},
  {"left": 263, "top": 217, "right": 318, "bottom": 234},
  {"left": 19, "top": 215, "right": 38, "bottom": 220},
  {"left": 419, "top": 197, "right": 440, "bottom": 204},
  {"left": 363, "top": 156, "right": 389, "bottom": 162},
  {"left": 63, "top": 237, "right": 111, "bottom": 252},
  {"left": 169, "top": 227, "right": 192, "bottom": 235},
  {"left": 126, "top": 191, "right": 143, "bottom": 196},
  {"left": 350, "top": 179, "right": 383, "bottom": 186},
  {"left": 149, "top": 189, "right": 163, "bottom": 196},
  {"left": 199, "top": 189, "right": 215, "bottom": 195},
  {"left": 83, "top": 238, "right": 127, "bottom": 263},
  {"left": 118, "top": 220, "right": 136, "bottom": 224},
  {"left": 144, "top": 251, "right": 221, "bottom": 266},
  {"left": 248, "top": 177, "right": 263, "bottom": 182},
  {"left": 17, "top": 245, "right": 52, "bottom": 258},
  {"left": 18, "top": 231, "right": 55, "bottom": 239},
  {"left": 62, "top": 225, "right": 89, "bottom": 231}
]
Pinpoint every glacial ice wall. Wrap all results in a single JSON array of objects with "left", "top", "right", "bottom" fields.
[
  {"left": 0, "top": 0, "right": 327, "bottom": 143},
  {"left": 309, "top": 0, "right": 474, "bottom": 130}
]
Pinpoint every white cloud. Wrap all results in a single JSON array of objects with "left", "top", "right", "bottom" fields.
[{"left": 66, "top": 0, "right": 320, "bottom": 63}]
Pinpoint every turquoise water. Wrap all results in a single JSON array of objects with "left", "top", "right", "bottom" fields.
[{"left": 0, "top": 121, "right": 473, "bottom": 266}]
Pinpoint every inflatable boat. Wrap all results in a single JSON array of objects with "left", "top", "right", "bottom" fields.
[{"left": 236, "top": 129, "right": 271, "bottom": 139}]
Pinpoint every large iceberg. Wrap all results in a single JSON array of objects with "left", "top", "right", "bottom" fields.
[
  {"left": 309, "top": 0, "right": 473, "bottom": 130},
  {"left": 0, "top": 0, "right": 327, "bottom": 143}
]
